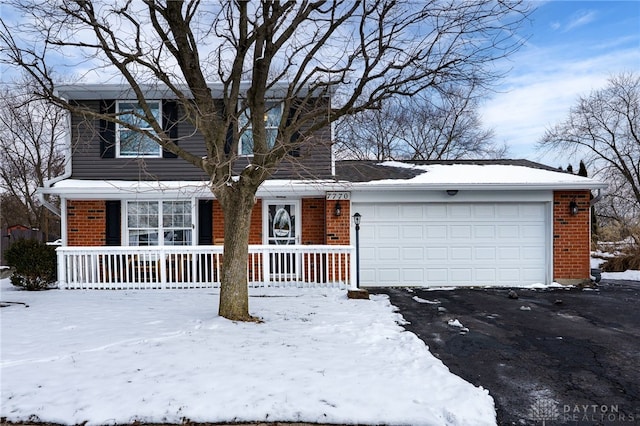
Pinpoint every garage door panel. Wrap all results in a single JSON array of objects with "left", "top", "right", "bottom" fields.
[
  {"left": 450, "top": 204, "right": 472, "bottom": 218},
  {"left": 474, "top": 204, "right": 496, "bottom": 217},
  {"left": 450, "top": 225, "right": 472, "bottom": 238},
  {"left": 497, "top": 204, "right": 519, "bottom": 217},
  {"left": 522, "top": 224, "right": 545, "bottom": 238},
  {"left": 401, "top": 225, "right": 424, "bottom": 239},
  {"left": 426, "top": 247, "right": 447, "bottom": 260},
  {"left": 523, "top": 246, "right": 545, "bottom": 260},
  {"left": 353, "top": 201, "right": 548, "bottom": 287},
  {"left": 403, "top": 269, "right": 424, "bottom": 282},
  {"left": 451, "top": 247, "right": 473, "bottom": 260},
  {"left": 498, "top": 247, "right": 521, "bottom": 260},
  {"left": 378, "top": 269, "right": 401, "bottom": 282},
  {"left": 475, "top": 268, "right": 497, "bottom": 282},
  {"left": 497, "top": 225, "right": 519, "bottom": 238},
  {"left": 378, "top": 225, "right": 400, "bottom": 239},
  {"left": 378, "top": 247, "right": 400, "bottom": 260},
  {"left": 521, "top": 204, "right": 546, "bottom": 217},
  {"left": 401, "top": 204, "right": 424, "bottom": 218},
  {"left": 427, "top": 269, "right": 448, "bottom": 282},
  {"left": 450, "top": 268, "right": 473, "bottom": 282},
  {"left": 402, "top": 247, "right": 424, "bottom": 261},
  {"left": 474, "top": 225, "right": 496, "bottom": 238},
  {"left": 498, "top": 269, "right": 521, "bottom": 281},
  {"left": 377, "top": 204, "right": 400, "bottom": 217},
  {"left": 426, "top": 226, "right": 447, "bottom": 238},
  {"left": 360, "top": 247, "right": 377, "bottom": 261},
  {"left": 426, "top": 204, "right": 448, "bottom": 217},
  {"left": 475, "top": 247, "right": 497, "bottom": 260}
]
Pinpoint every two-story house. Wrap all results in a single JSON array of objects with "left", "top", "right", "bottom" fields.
[{"left": 39, "top": 83, "right": 606, "bottom": 290}]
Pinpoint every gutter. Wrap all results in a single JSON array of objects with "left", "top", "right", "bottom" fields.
[{"left": 37, "top": 109, "right": 73, "bottom": 217}]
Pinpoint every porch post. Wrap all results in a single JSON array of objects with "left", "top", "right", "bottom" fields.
[{"left": 56, "top": 247, "right": 67, "bottom": 289}]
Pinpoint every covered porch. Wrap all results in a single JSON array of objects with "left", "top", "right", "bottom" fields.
[{"left": 56, "top": 244, "right": 354, "bottom": 290}]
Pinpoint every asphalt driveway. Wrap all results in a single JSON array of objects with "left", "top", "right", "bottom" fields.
[{"left": 372, "top": 280, "right": 640, "bottom": 426}]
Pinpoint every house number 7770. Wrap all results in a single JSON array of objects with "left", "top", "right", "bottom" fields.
[{"left": 326, "top": 192, "right": 351, "bottom": 200}]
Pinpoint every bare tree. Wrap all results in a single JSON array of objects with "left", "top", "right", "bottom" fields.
[
  {"left": 0, "top": 76, "right": 66, "bottom": 237},
  {"left": 539, "top": 72, "right": 640, "bottom": 244},
  {"left": 335, "top": 85, "right": 505, "bottom": 161},
  {"left": 1, "top": 0, "right": 528, "bottom": 321}
]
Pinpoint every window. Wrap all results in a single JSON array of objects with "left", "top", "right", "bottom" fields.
[
  {"left": 239, "top": 102, "right": 283, "bottom": 156},
  {"left": 127, "top": 201, "right": 192, "bottom": 246},
  {"left": 117, "top": 101, "right": 162, "bottom": 157}
]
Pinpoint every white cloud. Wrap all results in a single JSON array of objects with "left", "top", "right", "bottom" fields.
[
  {"left": 563, "top": 9, "right": 598, "bottom": 32},
  {"left": 481, "top": 38, "right": 639, "bottom": 164}
]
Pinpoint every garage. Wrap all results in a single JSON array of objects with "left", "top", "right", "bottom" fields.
[{"left": 351, "top": 201, "right": 549, "bottom": 287}]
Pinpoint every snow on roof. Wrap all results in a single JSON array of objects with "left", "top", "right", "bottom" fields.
[
  {"left": 351, "top": 161, "right": 606, "bottom": 190},
  {"left": 39, "top": 161, "right": 606, "bottom": 197},
  {"left": 39, "top": 178, "right": 351, "bottom": 198}
]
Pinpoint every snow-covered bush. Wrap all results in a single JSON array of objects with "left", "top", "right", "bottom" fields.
[{"left": 4, "top": 239, "right": 57, "bottom": 290}]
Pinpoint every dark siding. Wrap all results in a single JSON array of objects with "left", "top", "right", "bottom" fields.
[{"left": 70, "top": 100, "right": 333, "bottom": 181}]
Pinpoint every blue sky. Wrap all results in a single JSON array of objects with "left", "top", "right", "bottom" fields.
[{"left": 481, "top": 0, "right": 640, "bottom": 167}]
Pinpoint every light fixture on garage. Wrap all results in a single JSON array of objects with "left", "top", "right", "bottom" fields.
[
  {"left": 446, "top": 189, "right": 458, "bottom": 196},
  {"left": 334, "top": 201, "right": 342, "bottom": 217},
  {"left": 569, "top": 199, "right": 579, "bottom": 215}
]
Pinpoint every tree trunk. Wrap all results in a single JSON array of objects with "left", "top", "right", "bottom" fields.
[{"left": 217, "top": 184, "right": 259, "bottom": 322}]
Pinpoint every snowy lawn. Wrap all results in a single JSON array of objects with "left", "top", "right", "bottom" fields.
[{"left": 0, "top": 279, "right": 495, "bottom": 426}]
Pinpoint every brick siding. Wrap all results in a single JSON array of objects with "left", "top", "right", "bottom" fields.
[
  {"left": 325, "top": 199, "right": 351, "bottom": 245},
  {"left": 553, "top": 190, "right": 591, "bottom": 282},
  {"left": 212, "top": 199, "right": 263, "bottom": 244},
  {"left": 301, "top": 198, "right": 325, "bottom": 244},
  {"left": 67, "top": 200, "right": 106, "bottom": 246}
]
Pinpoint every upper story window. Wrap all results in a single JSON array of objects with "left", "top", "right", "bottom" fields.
[
  {"left": 239, "top": 102, "right": 283, "bottom": 156},
  {"left": 117, "top": 101, "right": 162, "bottom": 158}
]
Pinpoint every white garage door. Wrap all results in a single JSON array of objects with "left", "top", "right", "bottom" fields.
[{"left": 352, "top": 202, "right": 548, "bottom": 287}]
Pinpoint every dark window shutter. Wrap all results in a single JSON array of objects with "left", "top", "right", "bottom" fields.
[
  {"left": 99, "top": 100, "right": 116, "bottom": 158},
  {"left": 198, "top": 200, "right": 213, "bottom": 245},
  {"left": 105, "top": 200, "right": 121, "bottom": 246},
  {"left": 162, "top": 100, "right": 179, "bottom": 158}
]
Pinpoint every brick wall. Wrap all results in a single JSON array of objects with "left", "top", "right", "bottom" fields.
[
  {"left": 212, "top": 199, "right": 263, "bottom": 244},
  {"left": 553, "top": 190, "right": 591, "bottom": 283},
  {"left": 301, "top": 198, "right": 325, "bottom": 244},
  {"left": 67, "top": 200, "right": 106, "bottom": 246},
  {"left": 325, "top": 199, "right": 351, "bottom": 245}
]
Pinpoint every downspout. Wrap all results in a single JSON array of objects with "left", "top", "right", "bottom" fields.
[
  {"left": 590, "top": 188, "right": 603, "bottom": 206},
  {"left": 37, "top": 108, "right": 73, "bottom": 217},
  {"left": 589, "top": 188, "right": 604, "bottom": 283}
]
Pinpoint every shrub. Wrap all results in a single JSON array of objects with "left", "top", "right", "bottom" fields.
[
  {"left": 4, "top": 239, "right": 57, "bottom": 290},
  {"left": 600, "top": 247, "right": 640, "bottom": 272}
]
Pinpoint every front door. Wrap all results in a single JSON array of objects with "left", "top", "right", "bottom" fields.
[{"left": 264, "top": 201, "right": 301, "bottom": 280}]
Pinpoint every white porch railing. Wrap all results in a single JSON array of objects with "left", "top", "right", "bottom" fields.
[{"left": 56, "top": 245, "right": 354, "bottom": 290}]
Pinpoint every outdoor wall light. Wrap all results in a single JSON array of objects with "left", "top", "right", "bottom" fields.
[
  {"left": 569, "top": 199, "right": 579, "bottom": 215},
  {"left": 446, "top": 189, "right": 459, "bottom": 196},
  {"left": 334, "top": 201, "right": 342, "bottom": 217}
]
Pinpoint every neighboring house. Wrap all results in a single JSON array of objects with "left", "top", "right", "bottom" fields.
[{"left": 39, "top": 84, "right": 606, "bottom": 290}]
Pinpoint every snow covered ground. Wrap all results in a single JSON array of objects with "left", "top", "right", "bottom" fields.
[{"left": 0, "top": 278, "right": 495, "bottom": 426}]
